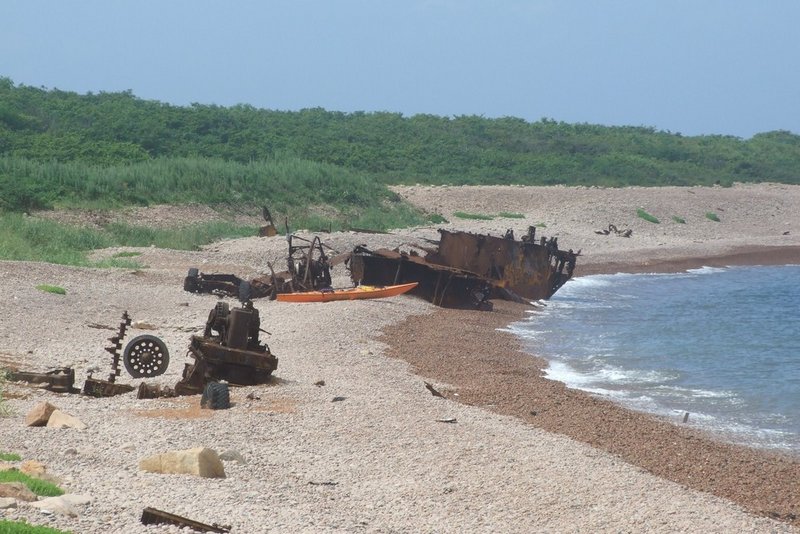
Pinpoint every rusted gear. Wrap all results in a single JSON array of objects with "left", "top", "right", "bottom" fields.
[{"left": 123, "top": 334, "right": 170, "bottom": 378}]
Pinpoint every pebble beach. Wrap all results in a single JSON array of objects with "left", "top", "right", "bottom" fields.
[{"left": 1, "top": 183, "right": 799, "bottom": 532}]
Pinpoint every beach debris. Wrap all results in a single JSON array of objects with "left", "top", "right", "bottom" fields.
[
  {"left": 331, "top": 396, "right": 346, "bottom": 402},
  {"left": 348, "top": 227, "right": 577, "bottom": 310},
  {"left": 123, "top": 335, "right": 170, "bottom": 378},
  {"left": 308, "top": 481, "right": 339, "bottom": 486},
  {"left": 595, "top": 224, "right": 632, "bottom": 237},
  {"left": 138, "top": 300, "right": 277, "bottom": 399},
  {"left": 141, "top": 506, "right": 231, "bottom": 533},
  {"left": 200, "top": 382, "right": 231, "bottom": 410},
  {"left": 82, "top": 311, "right": 137, "bottom": 397},
  {"left": 682, "top": 412, "right": 690, "bottom": 423},
  {"left": 259, "top": 206, "right": 278, "bottom": 237},
  {"left": 7, "top": 367, "right": 78, "bottom": 394},
  {"left": 314, "top": 379, "right": 326, "bottom": 387},
  {"left": 436, "top": 417, "right": 458, "bottom": 424},
  {"left": 424, "top": 382, "right": 444, "bottom": 398},
  {"left": 139, "top": 447, "right": 225, "bottom": 478},
  {"left": 183, "top": 234, "right": 337, "bottom": 301}
]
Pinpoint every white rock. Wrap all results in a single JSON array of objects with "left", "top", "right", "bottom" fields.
[{"left": 46, "top": 410, "right": 87, "bottom": 430}]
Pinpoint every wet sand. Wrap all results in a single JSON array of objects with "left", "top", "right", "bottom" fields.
[{"left": 380, "top": 246, "right": 800, "bottom": 527}]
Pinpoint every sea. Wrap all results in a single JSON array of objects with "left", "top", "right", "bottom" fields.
[{"left": 509, "top": 264, "right": 800, "bottom": 454}]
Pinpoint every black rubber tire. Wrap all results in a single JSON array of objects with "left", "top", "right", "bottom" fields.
[
  {"left": 184, "top": 268, "right": 200, "bottom": 292},
  {"left": 201, "top": 382, "right": 230, "bottom": 410},
  {"left": 123, "top": 334, "right": 170, "bottom": 378},
  {"left": 238, "top": 280, "right": 252, "bottom": 302}
]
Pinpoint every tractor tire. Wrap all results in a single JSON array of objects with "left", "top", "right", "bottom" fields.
[
  {"left": 184, "top": 268, "right": 200, "bottom": 292},
  {"left": 201, "top": 382, "right": 230, "bottom": 410}
]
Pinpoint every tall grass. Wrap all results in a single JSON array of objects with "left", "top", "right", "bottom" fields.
[
  {"left": 0, "top": 213, "right": 256, "bottom": 265},
  {"left": 0, "top": 155, "right": 402, "bottom": 211}
]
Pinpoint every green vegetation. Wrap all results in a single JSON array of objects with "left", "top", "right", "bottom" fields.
[
  {"left": 453, "top": 211, "right": 494, "bottom": 221},
  {"left": 0, "top": 470, "right": 64, "bottom": 497},
  {"left": 671, "top": 216, "right": 687, "bottom": 224},
  {"left": 636, "top": 209, "right": 660, "bottom": 224},
  {"left": 706, "top": 212, "right": 721, "bottom": 222},
  {"left": 427, "top": 214, "right": 448, "bottom": 224},
  {"left": 1, "top": 77, "right": 798, "bottom": 264},
  {"left": 0, "top": 520, "right": 70, "bottom": 533},
  {"left": 35, "top": 284, "right": 66, "bottom": 295},
  {"left": 497, "top": 212, "right": 525, "bottom": 219},
  {"left": 111, "top": 251, "right": 141, "bottom": 258},
  {"left": 0, "top": 452, "right": 21, "bottom": 461}
]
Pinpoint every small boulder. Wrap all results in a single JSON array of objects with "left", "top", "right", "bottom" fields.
[
  {"left": 28, "top": 496, "right": 83, "bottom": 517},
  {"left": 219, "top": 450, "right": 246, "bottom": 464},
  {"left": 26, "top": 402, "right": 58, "bottom": 427},
  {"left": 46, "top": 410, "right": 87, "bottom": 430},
  {"left": 139, "top": 447, "right": 225, "bottom": 478},
  {"left": 0, "top": 482, "right": 38, "bottom": 502},
  {"left": 0, "top": 497, "right": 17, "bottom": 509},
  {"left": 20, "top": 460, "right": 46, "bottom": 478}
]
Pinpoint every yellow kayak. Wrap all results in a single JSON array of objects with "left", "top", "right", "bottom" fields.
[{"left": 276, "top": 282, "right": 418, "bottom": 303}]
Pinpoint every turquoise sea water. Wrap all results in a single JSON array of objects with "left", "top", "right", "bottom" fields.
[{"left": 510, "top": 264, "right": 800, "bottom": 453}]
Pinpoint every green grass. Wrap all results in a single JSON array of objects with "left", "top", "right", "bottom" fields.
[
  {"left": 0, "top": 520, "right": 71, "bottom": 533},
  {"left": 427, "top": 213, "right": 448, "bottom": 224},
  {"left": 111, "top": 251, "right": 141, "bottom": 258},
  {"left": 453, "top": 211, "right": 494, "bottom": 221},
  {"left": 705, "top": 212, "right": 721, "bottom": 222},
  {"left": 636, "top": 208, "right": 660, "bottom": 224},
  {"left": 0, "top": 452, "right": 21, "bottom": 461},
  {"left": 35, "top": 284, "right": 65, "bottom": 295},
  {"left": 497, "top": 212, "right": 525, "bottom": 219},
  {"left": 671, "top": 216, "right": 686, "bottom": 224},
  {"left": 0, "top": 470, "right": 64, "bottom": 497}
]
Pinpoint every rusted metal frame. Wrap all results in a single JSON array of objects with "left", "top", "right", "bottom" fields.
[{"left": 141, "top": 507, "right": 230, "bottom": 533}]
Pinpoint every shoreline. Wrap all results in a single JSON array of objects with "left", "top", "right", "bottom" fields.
[{"left": 380, "top": 246, "right": 800, "bottom": 527}]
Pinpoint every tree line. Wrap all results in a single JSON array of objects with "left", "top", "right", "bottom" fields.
[{"left": 2, "top": 76, "right": 799, "bottom": 200}]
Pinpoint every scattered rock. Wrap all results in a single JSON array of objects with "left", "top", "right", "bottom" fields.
[
  {"left": 0, "top": 482, "right": 38, "bottom": 502},
  {"left": 26, "top": 401, "right": 57, "bottom": 427},
  {"left": 28, "top": 495, "right": 89, "bottom": 517},
  {"left": 20, "top": 460, "right": 46, "bottom": 478},
  {"left": 131, "top": 320, "right": 157, "bottom": 330},
  {"left": 0, "top": 497, "right": 17, "bottom": 509},
  {"left": 219, "top": 450, "right": 246, "bottom": 464},
  {"left": 46, "top": 410, "right": 87, "bottom": 430},
  {"left": 63, "top": 448, "right": 78, "bottom": 456},
  {"left": 245, "top": 392, "right": 261, "bottom": 401},
  {"left": 331, "top": 396, "right": 346, "bottom": 402},
  {"left": 139, "top": 447, "right": 226, "bottom": 478},
  {"left": 435, "top": 418, "right": 458, "bottom": 424},
  {"left": 313, "top": 380, "right": 325, "bottom": 387}
]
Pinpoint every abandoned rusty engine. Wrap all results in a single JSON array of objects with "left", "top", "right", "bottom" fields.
[{"left": 173, "top": 301, "right": 278, "bottom": 396}]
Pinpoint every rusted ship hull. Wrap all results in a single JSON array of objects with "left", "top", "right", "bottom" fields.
[{"left": 349, "top": 228, "right": 577, "bottom": 309}]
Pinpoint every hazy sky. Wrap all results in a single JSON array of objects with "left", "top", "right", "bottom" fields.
[{"left": 2, "top": 1, "right": 798, "bottom": 138}]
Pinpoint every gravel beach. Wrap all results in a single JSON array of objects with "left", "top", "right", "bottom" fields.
[{"left": 1, "top": 183, "right": 799, "bottom": 533}]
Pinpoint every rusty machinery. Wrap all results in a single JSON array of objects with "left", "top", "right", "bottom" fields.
[
  {"left": 183, "top": 234, "right": 336, "bottom": 301},
  {"left": 139, "top": 300, "right": 277, "bottom": 399},
  {"left": 348, "top": 227, "right": 578, "bottom": 310}
]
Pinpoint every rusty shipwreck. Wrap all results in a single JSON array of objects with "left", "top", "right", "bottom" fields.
[{"left": 348, "top": 227, "right": 577, "bottom": 310}]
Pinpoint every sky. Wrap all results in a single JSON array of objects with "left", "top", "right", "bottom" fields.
[{"left": 1, "top": 0, "right": 799, "bottom": 139}]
